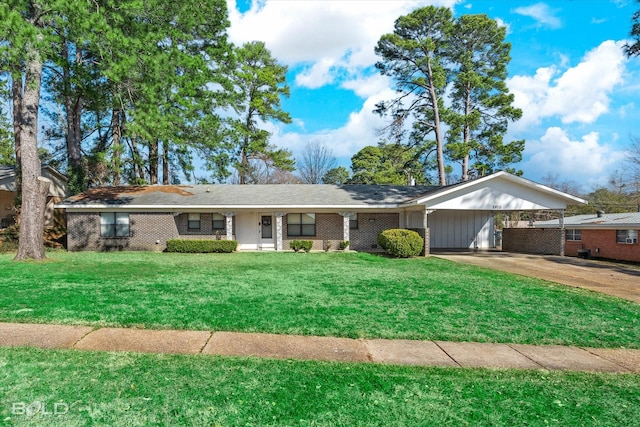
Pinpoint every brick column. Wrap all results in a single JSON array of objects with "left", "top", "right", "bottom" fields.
[
  {"left": 423, "top": 208, "right": 432, "bottom": 257},
  {"left": 275, "top": 213, "right": 284, "bottom": 251}
]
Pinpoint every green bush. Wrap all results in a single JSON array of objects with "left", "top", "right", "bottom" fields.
[
  {"left": 339, "top": 240, "right": 350, "bottom": 251},
  {"left": 290, "top": 240, "right": 313, "bottom": 253},
  {"left": 166, "top": 239, "right": 237, "bottom": 253},
  {"left": 377, "top": 229, "right": 424, "bottom": 258}
]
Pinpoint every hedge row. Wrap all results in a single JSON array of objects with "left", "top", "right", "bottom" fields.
[
  {"left": 377, "top": 229, "right": 424, "bottom": 258},
  {"left": 290, "top": 240, "right": 313, "bottom": 253},
  {"left": 166, "top": 239, "right": 238, "bottom": 253}
]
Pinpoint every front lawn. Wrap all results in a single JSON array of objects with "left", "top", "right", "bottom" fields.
[
  {"left": 1, "top": 252, "right": 639, "bottom": 348},
  {"left": 1, "top": 347, "right": 639, "bottom": 426}
]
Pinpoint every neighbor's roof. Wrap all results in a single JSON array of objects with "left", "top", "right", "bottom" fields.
[
  {"left": 535, "top": 212, "right": 640, "bottom": 229},
  {"left": 0, "top": 165, "right": 68, "bottom": 192},
  {"left": 56, "top": 184, "right": 440, "bottom": 210}
]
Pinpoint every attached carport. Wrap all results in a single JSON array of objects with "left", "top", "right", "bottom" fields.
[{"left": 400, "top": 172, "right": 587, "bottom": 252}]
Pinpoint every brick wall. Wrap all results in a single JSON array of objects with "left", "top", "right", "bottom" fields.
[
  {"left": 351, "top": 213, "right": 399, "bottom": 251},
  {"left": 282, "top": 213, "right": 343, "bottom": 251},
  {"left": 569, "top": 229, "right": 640, "bottom": 262},
  {"left": 502, "top": 228, "right": 564, "bottom": 255},
  {"left": 280, "top": 212, "right": 400, "bottom": 251},
  {"left": 68, "top": 212, "right": 180, "bottom": 251}
]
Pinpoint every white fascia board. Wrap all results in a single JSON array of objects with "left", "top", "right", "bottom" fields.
[
  {"left": 402, "top": 171, "right": 587, "bottom": 207},
  {"left": 59, "top": 204, "right": 402, "bottom": 211}
]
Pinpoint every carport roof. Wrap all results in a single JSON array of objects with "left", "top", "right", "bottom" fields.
[{"left": 535, "top": 212, "right": 640, "bottom": 229}]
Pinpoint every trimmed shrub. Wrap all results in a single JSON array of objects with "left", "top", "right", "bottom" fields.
[
  {"left": 166, "top": 239, "right": 237, "bottom": 253},
  {"left": 377, "top": 229, "right": 424, "bottom": 258},
  {"left": 290, "top": 240, "right": 313, "bottom": 253}
]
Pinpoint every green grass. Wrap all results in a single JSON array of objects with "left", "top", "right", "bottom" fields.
[
  {"left": 1, "top": 347, "right": 639, "bottom": 426},
  {"left": 1, "top": 252, "right": 639, "bottom": 348}
]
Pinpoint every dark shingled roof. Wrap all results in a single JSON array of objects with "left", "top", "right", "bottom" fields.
[{"left": 59, "top": 184, "right": 441, "bottom": 208}]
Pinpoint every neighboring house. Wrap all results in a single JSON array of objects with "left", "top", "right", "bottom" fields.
[
  {"left": 0, "top": 165, "right": 68, "bottom": 228},
  {"left": 56, "top": 171, "right": 586, "bottom": 253},
  {"left": 534, "top": 211, "right": 640, "bottom": 263}
]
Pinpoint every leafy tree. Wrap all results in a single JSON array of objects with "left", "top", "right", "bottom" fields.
[
  {"left": 445, "top": 14, "right": 524, "bottom": 180},
  {"left": 626, "top": 0, "right": 640, "bottom": 57},
  {"left": 0, "top": 0, "right": 55, "bottom": 260},
  {"left": 227, "top": 41, "right": 292, "bottom": 184},
  {"left": 349, "top": 143, "right": 428, "bottom": 185},
  {"left": 297, "top": 141, "right": 337, "bottom": 184},
  {"left": 323, "top": 166, "right": 350, "bottom": 185},
  {"left": 375, "top": 6, "right": 454, "bottom": 186}
]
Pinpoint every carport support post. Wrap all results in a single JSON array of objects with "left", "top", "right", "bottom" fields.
[
  {"left": 223, "top": 212, "right": 235, "bottom": 240},
  {"left": 275, "top": 213, "right": 284, "bottom": 251},
  {"left": 557, "top": 209, "right": 565, "bottom": 256},
  {"left": 423, "top": 209, "right": 433, "bottom": 256}
]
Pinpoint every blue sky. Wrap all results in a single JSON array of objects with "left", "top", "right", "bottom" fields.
[{"left": 227, "top": 0, "right": 640, "bottom": 190}]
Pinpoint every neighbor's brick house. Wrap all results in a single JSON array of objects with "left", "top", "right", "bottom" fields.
[
  {"left": 534, "top": 212, "right": 640, "bottom": 263},
  {"left": 56, "top": 172, "right": 586, "bottom": 253}
]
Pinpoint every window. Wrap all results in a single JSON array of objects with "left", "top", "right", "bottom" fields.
[
  {"left": 565, "top": 229, "right": 581, "bottom": 241},
  {"left": 349, "top": 213, "right": 358, "bottom": 230},
  {"left": 100, "top": 213, "right": 129, "bottom": 237},
  {"left": 188, "top": 213, "right": 201, "bottom": 230},
  {"left": 287, "top": 213, "right": 315, "bottom": 236},
  {"left": 616, "top": 229, "right": 638, "bottom": 244},
  {"left": 212, "top": 214, "right": 226, "bottom": 233}
]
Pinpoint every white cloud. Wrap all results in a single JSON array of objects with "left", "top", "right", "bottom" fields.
[
  {"left": 268, "top": 86, "right": 398, "bottom": 159},
  {"left": 523, "top": 127, "right": 626, "bottom": 185},
  {"left": 513, "top": 3, "right": 562, "bottom": 29},
  {"left": 227, "top": 0, "right": 459, "bottom": 89},
  {"left": 508, "top": 40, "right": 627, "bottom": 129}
]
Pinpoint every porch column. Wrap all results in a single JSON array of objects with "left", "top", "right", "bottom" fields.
[
  {"left": 275, "top": 213, "right": 284, "bottom": 251},
  {"left": 339, "top": 212, "right": 350, "bottom": 248},
  {"left": 223, "top": 212, "right": 234, "bottom": 240}
]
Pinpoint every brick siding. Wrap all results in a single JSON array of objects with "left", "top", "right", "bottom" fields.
[
  {"left": 280, "top": 212, "right": 400, "bottom": 251},
  {"left": 67, "top": 212, "right": 235, "bottom": 251},
  {"left": 350, "top": 213, "right": 399, "bottom": 251},
  {"left": 502, "top": 228, "right": 564, "bottom": 256},
  {"left": 566, "top": 229, "right": 640, "bottom": 262}
]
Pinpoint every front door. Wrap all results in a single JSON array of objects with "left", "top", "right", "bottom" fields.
[{"left": 259, "top": 215, "right": 274, "bottom": 250}]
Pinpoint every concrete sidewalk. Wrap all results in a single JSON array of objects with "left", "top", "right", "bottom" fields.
[{"left": 1, "top": 322, "right": 639, "bottom": 373}]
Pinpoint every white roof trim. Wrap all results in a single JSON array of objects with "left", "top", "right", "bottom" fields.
[
  {"left": 402, "top": 171, "right": 587, "bottom": 207},
  {"left": 59, "top": 204, "right": 402, "bottom": 211}
]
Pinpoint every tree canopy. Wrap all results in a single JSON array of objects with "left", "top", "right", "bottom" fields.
[
  {"left": 626, "top": 0, "right": 640, "bottom": 57},
  {"left": 375, "top": 7, "right": 524, "bottom": 185}
]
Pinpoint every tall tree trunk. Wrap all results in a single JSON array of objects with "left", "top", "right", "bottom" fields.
[
  {"left": 162, "top": 140, "right": 169, "bottom": 185},
  {"left": 110, "top": 108, "right": 122, "bottom": 186},
  {"left": 462, "top": 83, "right": 471, "bottom": 182},
  {"left": 427, "top": 60, "right": 447, "bottom": 186},
  {"left": 63, "top": 40, "right": 85, "bottom": 193},
  {"left": 15, "top": 41, "right": 49, "bottom": 261},
  {"left": 149, "top": 139, "right": 158, "bottom": 184}
]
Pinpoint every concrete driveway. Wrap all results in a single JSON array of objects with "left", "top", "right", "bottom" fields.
[{"left": 434, "top": 251, "right": 640, "bottom": 304}]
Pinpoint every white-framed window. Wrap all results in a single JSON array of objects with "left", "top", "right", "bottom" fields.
[
  {"left": 212, "top": 213, "right": 226, "bottom": 233},
  {"left": 287, "top": 213, "right": 315, "bottom": 236},
  {"left": 565, "top": 229, "right": 581, "bottom": 241},
  {"left": 616, "top": 229, "right": 638, "bottom": 244},
  {"left": 100, "top": 213, "right": 130, "bottom": 237},
  {"left": 349, "top": 213, "right": 358, "bottom": 230},
  {"left": 188, "top": 213, "right": 201, "bottom": 230}
]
